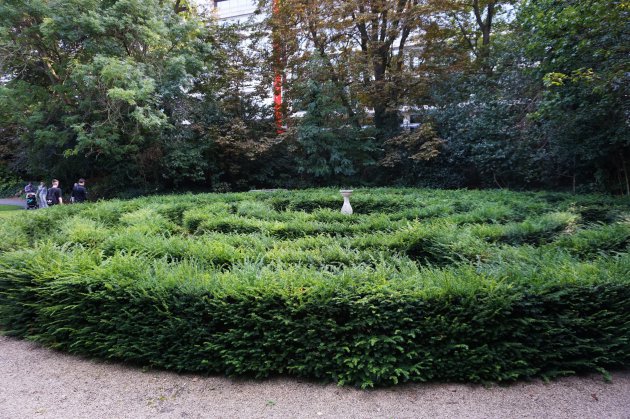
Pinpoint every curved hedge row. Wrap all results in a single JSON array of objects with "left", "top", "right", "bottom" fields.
[
  {"left": 0, "top": 188, "right": 629, "bottom": 387},
  {"left": 1, "top": 245, "right": 628, "bottom": 387}
]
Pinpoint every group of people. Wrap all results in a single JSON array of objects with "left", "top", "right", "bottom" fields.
[{"left": 24, "top": 179, "right": 87, "bottom": 209}]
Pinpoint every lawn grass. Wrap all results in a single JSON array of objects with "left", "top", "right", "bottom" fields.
[
  {"left": 0, "top": 188, "right": 628, "bottom": 386},
  {"left": 0, "top": 205, "right": 20, "bottom": 216}
]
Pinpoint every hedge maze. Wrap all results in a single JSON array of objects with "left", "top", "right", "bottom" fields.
[{"left": 0, "top": 188, "right": 629, "bottom": 387}]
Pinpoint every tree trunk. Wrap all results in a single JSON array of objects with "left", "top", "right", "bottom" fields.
[
  {"left": 473, "top": 0, "right": 495, "bottom": 74},
  {"left": 620, "top": 152, "right": 630, "bottom": 196},
  {"left": 372, "top": 52, "right": 398, "bottom": 132}
]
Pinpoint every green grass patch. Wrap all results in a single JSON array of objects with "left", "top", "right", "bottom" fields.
[
  {"left": 0, "top": 205, "right": 20, "bottom": 213},
  {"left": 0, "top": 188, "right": 629, "bottom": 387}
]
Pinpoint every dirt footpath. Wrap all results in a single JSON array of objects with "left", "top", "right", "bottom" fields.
[{"left": 0, "top": 336, "right": 628, "bottom": 419}]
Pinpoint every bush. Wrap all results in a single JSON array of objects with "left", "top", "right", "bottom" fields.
[
  {"left": 0, "top": 188, "right": 628, "bottom": 387},
  {"left": 0, "top": 245, "right": 628, "bottom": 387},
  {"left": 552, "top": 223, "right": 630, "bottom": 258}
]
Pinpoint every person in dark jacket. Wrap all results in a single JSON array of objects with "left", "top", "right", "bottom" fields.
[
  {"left": 71, "top": 178, "right": 88, "bottom": 203},
  {"left": 47, "top": 179, "right": 63, "bottom": 206}
]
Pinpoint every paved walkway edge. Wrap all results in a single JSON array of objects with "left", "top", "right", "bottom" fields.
[{"left": 0, "top": 198, "right": 26, "bottom": 207}]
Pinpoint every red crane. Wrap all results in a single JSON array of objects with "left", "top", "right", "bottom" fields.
[{"left": 272, "top": 0, "right": 284, "bottom": 133}]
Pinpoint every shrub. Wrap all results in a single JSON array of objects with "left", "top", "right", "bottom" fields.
[
  {"left": 0, "top": 187, "right": 628, "bottom": 387},
  {"left": 119, "top": 207, "right": 180, "bottom": 235},
  {"left": 500, "top": 212, "right": 579, "bottom": 245},
  {"left": 0, "top": 245, "right": 628, "bottom": 387},
  {"left": 57, "top": 216, "right": 110, "bottom": 247},
  {"left": 551, "top": 223, "right": 630, "bottom": 258},
  {"left": 181, "top": 204, "right": 232, "bottom": 233}
]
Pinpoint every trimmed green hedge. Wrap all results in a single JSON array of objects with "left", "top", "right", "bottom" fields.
[
  {"left": 1, "top": 245, "right": 628, "bottom": 387},
  {"left": 0, "top": 188, "right": 629, "bottom": 387}
]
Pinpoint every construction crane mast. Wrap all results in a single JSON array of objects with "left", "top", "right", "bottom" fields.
[{"left": 213, "top": 0, "right": 284, "bottom": 132}]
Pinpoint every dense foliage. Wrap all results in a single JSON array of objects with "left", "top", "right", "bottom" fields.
[
  {"left": 0, "top": 189, "right": 629, "bottom": 386},
  {"left": 0, "top": 0, "right": 275, "bottom": 196},
  {"left": 0, "top": 0, "right": 628, "bottom": 194},
  {"left": 422, "top": 0, "right": 630, "bottom": 193}
]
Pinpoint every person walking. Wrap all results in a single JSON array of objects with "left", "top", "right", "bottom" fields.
[
  {"left": 24, "top": 182, "right": 35, "bottom": 195},
  {"left": 47, "top": 179, "right": 63, "bottom": 206},
  {"left": 23, "top": 182, "right": 37, "bottom": 209},
  {"left": 70, "top": 183, "right": 77, "bottom": 203},
  {"left": 36, "top": 181, "right": 48, "bottom": 209},
  {"left": 71, "top": 179, "right": 87, "bottom": 203}
]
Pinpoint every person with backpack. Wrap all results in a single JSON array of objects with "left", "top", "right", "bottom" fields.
[
  {"left": 47, "top": 179, "right": 63, "bottom": 206},
  {"left": 71, "top": 179, "right": 87, "bottom": 203}
]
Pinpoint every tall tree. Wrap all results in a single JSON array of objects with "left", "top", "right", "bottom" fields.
[
  {"left": 261, "top": 0, "right": 428, "bottom": 133},
  {"left": 0, "top": 0, "right": 226, "bottom": 190},
  {"left": 444, "top": 0, "right": 517, "bottom": 72},
  {"left": 520, "top": 0, "right": 630, "bottom": 193}
]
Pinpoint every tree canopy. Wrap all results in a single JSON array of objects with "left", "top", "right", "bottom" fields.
[{"left": 0, "top": 0, "right": 627, "bottom": 195}]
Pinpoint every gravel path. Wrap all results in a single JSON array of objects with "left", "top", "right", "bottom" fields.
[{"left": 0, "top": 336, "right": 628, "bottom": 419}]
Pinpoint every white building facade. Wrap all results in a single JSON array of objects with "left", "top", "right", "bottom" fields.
[{"left": 212, "top": 0, "right": 257, "bottom": 22}]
